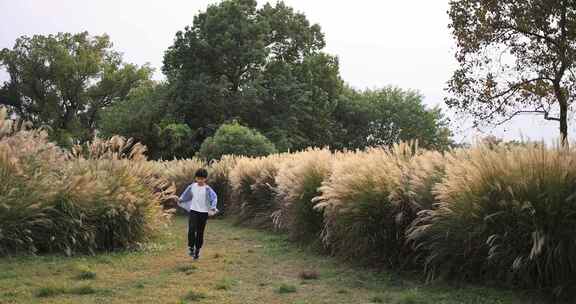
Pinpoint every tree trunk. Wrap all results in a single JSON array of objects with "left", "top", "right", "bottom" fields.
[
  {"left": 553, "top": 79, "right": 569, "bottom": 147},
  {"left": 560, "top": 99, "right": 568, "bottom": 147}
]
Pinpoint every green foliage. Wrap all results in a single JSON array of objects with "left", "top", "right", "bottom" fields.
[
  {"left": 34, "top": 285, "right": 97, "bottom": 298},
  {"left": 157, "top": 122, "right": 194, "bottom": 159},
  {"left": 276, "top": 284, "right": 297, "bottom": 294},
  {"left": 163, "top": 0, "right": 343, "bottom": 151},
  {"left": 198, "top": 122, "right": 277, "bottom": 160},
  {"left": 67, "top": 286, "right": 97, "bottom": 295},
  {"left": 0, "top": 32, "right": 152, "bottom": 143},
  {"left": 75, "top": 271, "right": 97, "bottom": 280},
  {"left": 35, "top": 286, "right": 66, "bottom": 298},
  {"left": 334, "top": 87, "right": 453, "bottom": 150},
  {"left": 99, "top": 83, "right": 196, "bottom": 160}
]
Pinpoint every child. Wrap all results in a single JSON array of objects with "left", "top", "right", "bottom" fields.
[{"left": 178, "top": 168, "right": 218, "bottom": 260}]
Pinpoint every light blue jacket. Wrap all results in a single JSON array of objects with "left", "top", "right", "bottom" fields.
[{"left": 178, "top": 183, "right": 218, "bottom": 212}]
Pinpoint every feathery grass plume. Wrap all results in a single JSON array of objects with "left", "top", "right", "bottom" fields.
[
  {"left": 229, "top": 153, "right": 291, "bottom": 229},
  {"left": 0, "top": 112, "right": 171, "bottom": 255},
  {"left": 388, "top": 149, "right": 447, "bottom": 237},
  {"left": 68, "top": 136, "right": 174, "bottom": 251},
  {"left": 0, "top": 108, "right": 75, "bottom": 255},
  {"left": 72, "top": 135, "right": 147, "bottom": 161},
  {"left": 314, "top": 142, "right": 422, "bottom": 267},
  {"left": 63, "top": 158, "right": 169, "bottom": 251},
  {"left": 404, "top": 150, "right": 447, "bottom": 210},
  {"left": 72, "top": 136, "right": 178, "bottom": 211},
  {"left": 273, "top": 148, "right": 333, "bottom": 243},
  {"left": 208, "top": 155, "right": 238, "bottom": 214},
  {"left": 407, "top": 144, "right": 576, "bottom": 297},
  {"left": 0, "top": 146, "right": 52, "bottom": 254},
  {"left": 154, "top": 158, "right": 205, "bottom": 213},
  {"left": 157, "top": 158, "right": 206, "bottom": 194}
]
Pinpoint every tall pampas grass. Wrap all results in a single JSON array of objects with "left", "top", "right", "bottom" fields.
[
  {"left": 156, "top": 159, "right": 206, "bottom": 194},
  {"left": 313, "top": 143, "right": 419, "bottom": 267},
  {"left": 0, "top": 108, "right": 173, "bottom": 255},
  {"left": 229, "top": 153, "right": 291, "bottom": 229},
  {"left": 273, "top": 148, "right": 333, "bottom": 244},
  {"left": 408, "top": 144, "right": 576, "bottom": 296},
  {"left": 208, "top": 155, "right": 238, "bottom": 214}
]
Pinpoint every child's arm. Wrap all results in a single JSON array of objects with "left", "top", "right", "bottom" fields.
[
  {"left": 208, "top": 187, "right": 218, "bottom": 210},
  {"left": 178, "top": 185, "right": 194, "bottom": 209}
]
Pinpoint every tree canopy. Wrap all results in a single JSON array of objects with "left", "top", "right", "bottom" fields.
[
  {"left": 162, "top": 0, "right": 342, "bottom": 151},
  {"left": 447, "top": 0, "right": 576, "bottom": 145},
  {"left": 1, "top": 1, "right": 456, "bottom": 156},
  {"left": 0, "top": 32, "right": 152, "bottom": 144},
  {"left": 335, "top": 87, "right": 453, "bottom": 151}
]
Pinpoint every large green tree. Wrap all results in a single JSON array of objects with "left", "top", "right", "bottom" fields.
[
  {"left": 334, "top": 87, "right": 454, "bottom": 151},
  {"left": 447, "top": 0, "right": 576, "bottom": 145},
  {"left": 0, "top": 32, "right": 152, "bottom": 143},
  {"left": 163, "top": 0, "right": 342, "bottom": 151}
]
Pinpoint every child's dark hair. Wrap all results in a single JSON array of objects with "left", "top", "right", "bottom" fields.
[{"left": 195, "top": 168, "right": 208, "bottom": 178}]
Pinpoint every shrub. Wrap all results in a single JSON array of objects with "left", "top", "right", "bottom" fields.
[
  {"left": 198, "top": 122, "right": 277, "bottom": 161},
  {"left": 273, "top": 148, "right": 333, "bottom": 244},
  {"left": 408, "top": 145, "right": 576, "bottom": 296}
]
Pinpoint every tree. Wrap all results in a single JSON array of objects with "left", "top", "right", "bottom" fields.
[
  {"left": 99, "top": 82, "right": 200, "bottom": 160},
  {"left": 197, "top": 122, "right": 277, "bottom": 160},
  {"left": 162, "top": 0, "right": 342, "bottom": 151},
  {"left": 447, "top": 0, "right": 576, "bottom": 146},
  {"left": 334, "top": 87, "right": 454, "bottom": 151},
  {"left": 0, "top": 32, "right": 152, "bottom": 143}
]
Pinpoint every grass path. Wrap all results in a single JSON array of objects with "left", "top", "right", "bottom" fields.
[{"left": 0, "top": 217, "right": 532, "bottom": 304}]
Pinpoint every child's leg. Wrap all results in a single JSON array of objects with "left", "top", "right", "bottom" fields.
[
  {"left": 194, "top": 212, "right": 209, "bottom": 251},
  {"left": 188, "top": 211, "right": 199, "bottom": 251}
]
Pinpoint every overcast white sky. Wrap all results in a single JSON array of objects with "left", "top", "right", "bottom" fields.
[{"left": 0, "top": 0, "right": 571, "bottom": 144}]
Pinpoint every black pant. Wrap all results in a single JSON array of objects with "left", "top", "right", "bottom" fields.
[{"left": 188, "top": 210, "right": 208, "bottom": 251}]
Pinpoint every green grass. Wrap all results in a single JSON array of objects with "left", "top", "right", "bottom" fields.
[
  {"left": 35, "top": 286, "right": 67, "bottom": 298},
  {"left": 214, "top": 277, "right": 238, "bottom": 290},
  {"left": 34, "top": 285, "right": 98, "bottom": 298},
  {"left": 0, "top": 216, "right": 538, "bottom": 303},
  {"left": 0, "top": 270, "right": 18, "bottom": 280},
  {"left": 276, "top": 284, "right": 297, "bottom": 294},
  {"left": 74, "top": 270, "right": 97, "bottom": 280},
  {"left": 182, "top": 290, "right": 207, "bottom": 302},
  {"left": 67, "top": 285, "right": 98, "bottom": 295},
  {"left": 175, "top": 264, "right": 197, "bottom": 275}
]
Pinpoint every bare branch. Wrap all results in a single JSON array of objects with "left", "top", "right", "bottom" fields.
[
  {"left": 494, "top": 110, "right": 560, "bottom": 125},
  {"left": 485, "top": 77, "right": 552, "bottom": 100},
  {"left": 498, "top": 23, "right": 560, "bottom": 49}
]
